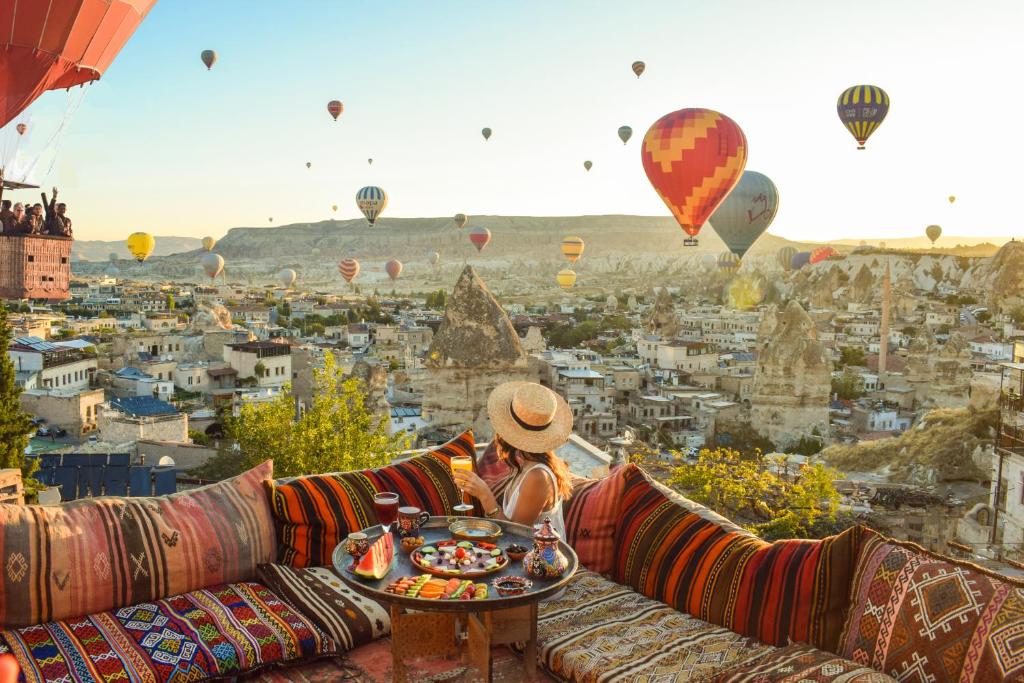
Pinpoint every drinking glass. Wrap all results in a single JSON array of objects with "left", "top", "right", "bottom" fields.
[
  {"left": 373, "top": 492, "right": 399, "bottom": 534},
  {"left": 450, "top": 455, "right": 475, "bottom": 514}
]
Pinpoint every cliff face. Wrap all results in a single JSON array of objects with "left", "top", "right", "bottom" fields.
[
  {"left": 646, "top": 287, "right": 679, "bottom": 337},
  {"left": 749, "top": 300, "right": 830, "bottom": 448},
  {"left": 965, "top": 240, "right": 1024, "bottom": 312},
  {"left": 905, "top": 329, "right": 973, "bottom": 409}
]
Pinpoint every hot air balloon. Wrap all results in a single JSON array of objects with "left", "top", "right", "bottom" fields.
[
  {"left": 631, "top": 61, "right": 645, "bottom": 78},
  {"left": 641, "top": 108, "right": 747, "bottom": 247},
  {"left": 126, "top": 233, "right": 155, "bottom": 262},
  {"left": 618, "top": 126, "right": 632, "bottom": 145},
  {"left": 368, "top": 158, "right": 373, "bottom": 165},
  {"left": 201, "top": 253, "right": 224, "bottom": 281},
  {"left": 385, "top": 259, "right": 403, "bottom": 281},
  {"left": 926, "top": 224, "right": 942, "bottom": 245},
  {"left": 327, "top": 100, "right": 343, "bottom": 121},
  {"left": 201, "top": 236, "right": 216, "bottom": 252},
  {"left": 708, "top": 170, "right": 779, "bottom": 259},
  {"left": 0, "top": 0, "right": 157, "bottom": 130},
  {"left": 560, "top": 236, "right": 585, "bottom": 264},
  {"left": 700, "top": 253, "right": 717, "bottom": 272},
  {"left": 583, "top": 160, "right": 593, "bottom": 172},
  {"left": 792, "top": 251, "right": 811, "bottom": 270},
  {"left": 718, "top": 251, "right": 740, "bottom": 273},
  {"left": 481, "top": 128, "right": 492, "bottom": 141},
  {"left": 428, "top": 251, "right": 440, "bottom": 266},
  {"left": 948, "top": 196, "right": 956, "bottom": 204},
  {"left": 306, "top": 162, "right": 311, "bottom": 169},
  {"left": 311, "top": 247, "right": 322, "bottom": 258},
  {"left": 356, "top": 186, "right": 387, "bottom": 226},
  {"left": 15, "top": 123, "right": 26, "bottom": 136},
  {"left": 777, "top": 246, "right": 796, "bottom": 271},
  {"left": 269, "top": 217, "right": 273, "bottom": 223},
  {"left": 837, "top": 85, "right": 889, "bottom": 150},
  {"left": 108, "top": 252, "right": 118, "bottom": 262},
  {"left": 557, "top": 269, "right": 577, "bottom": 290},
  {"left": 278, "top": 268, "right": 297, "bottom": 289},
  {"left": 469, "top": 226, "right": 491, "bottom": 252},
  {"left": 454, "top": 213, "right": 468, "bottom": 229},
  {"left": 200, "top": 50, "right": 217, "bottom": 70},
  {"left": 338, "top": 258, "right": 360, "bottom": 283},
  {"left": 104, "top": 264, "right": 119, "bottom": 278},
  {"left": 809, "top": 246, "right": 838, "bottom": 264}
]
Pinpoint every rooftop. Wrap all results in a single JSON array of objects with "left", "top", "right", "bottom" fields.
[{"left": 109, "top": 396, "right": 179, "bottom": 417}]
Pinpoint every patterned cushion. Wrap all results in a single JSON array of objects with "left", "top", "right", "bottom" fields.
[
  {"left": 532, "top": 571, "right": 774, "bottom": 681},
  {"left": 838, "top": 528, "right": 1024, "bottom": 683},
  {"left": 271, "top": 430, "right": 475, "bottom": 567},
  {"left": 257, "top": 563, "right": 389, "bottom": 652},
  {"left": 1, "top": 581, "right": 337, "bottom": 682},
  {"left": 0, "top": 461, "right": 276, "bottom": 628},
  {"left": 561, "top": 466, "right": 629, "bottom": 575},
  {"left": 614, "top": 464, "right": 863, "bottom": 651},
  {"left": 711, "top": 645, "right": 897, "bottom": 682}
]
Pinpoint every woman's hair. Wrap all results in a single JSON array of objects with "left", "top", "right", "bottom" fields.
[{"left": 495, "top": 435, "right": 573, "bottom": 500}]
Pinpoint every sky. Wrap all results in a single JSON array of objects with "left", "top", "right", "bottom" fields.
[{"left": 4, "top": 0, "right": 1023, "bottom": 244}]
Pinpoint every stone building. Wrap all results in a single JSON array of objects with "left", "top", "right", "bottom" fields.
[
  {"left": 20, "top": 387, "right": 105, "bottom": 436},
  {"left": 749, "top": 300, "right": 830, "bottom": 449},
  {"left": 421, "top": 266, "right": 533, "bottom": 440}
]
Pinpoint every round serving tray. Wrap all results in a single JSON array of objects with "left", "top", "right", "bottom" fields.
[{"left": 410, "top": 539, "right": 509, "bottom": 578}]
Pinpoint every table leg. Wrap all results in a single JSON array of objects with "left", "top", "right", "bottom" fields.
[{"left": 466, "top": 611, "right": 493, "bottom": 682}]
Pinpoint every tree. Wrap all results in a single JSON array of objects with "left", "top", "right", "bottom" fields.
[
  {"left": 709, "top": 420, "right": 775, "bottom": 456},
  {"left": 937, "top": 323, "right": 952, "bottom": 335},
  {"left": 166, "top": 293, "right": 176, "bottom": 311},
  {"left": 254, "top": 360, "right": 267, "bottom": 379},
  {"left": 837, "top": 346, "right": 866, "bottom": 368},
  {"left": 1010, "top": 307, "right": 1024, "bottom": 326},
  {"left": 831, "top": 370, "right": 864, "bottom": 400},
  {"left": 197, "top": 354, "right": 408, "bottom": 479},
  {"left": 0, "top": 304, "right": 37, "bottom": 488}
]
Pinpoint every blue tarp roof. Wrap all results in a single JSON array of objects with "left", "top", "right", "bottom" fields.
[
  {"left": 110, "top": 396, "right": 178, "bottom": 417},
  {"left": 114, "top": 367, "right": 151, "bottom": 379}
]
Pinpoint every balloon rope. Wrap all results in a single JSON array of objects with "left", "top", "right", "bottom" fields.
[{"left": 36, "top": 86, "right": 89, "bottom": 183}]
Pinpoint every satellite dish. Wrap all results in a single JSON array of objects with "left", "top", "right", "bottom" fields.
[{"left": 157, "top": 455, "right": 175, "bottom": 467}]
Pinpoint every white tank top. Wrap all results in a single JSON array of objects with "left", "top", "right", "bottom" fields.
[{"left": 502, "top": 462, "right": 565, "bottom": 539}]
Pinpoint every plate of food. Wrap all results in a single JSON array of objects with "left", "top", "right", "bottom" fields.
[{"left": 411, "top": 539, "right": 508, "bottom": 577}]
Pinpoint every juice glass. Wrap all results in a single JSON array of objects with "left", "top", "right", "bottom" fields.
[
  {"left": 450, "top": 455, "right": 474, "bottom": 514},
  {"left": 373, "top": 492, "right": 399, "bottom": 534}
]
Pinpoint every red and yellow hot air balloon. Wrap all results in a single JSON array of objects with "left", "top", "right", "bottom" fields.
[
  {"left": 338, "top": 258, "right": 360, "bottom": 283},
  {"left": 560, "top": 236, "right": 584, "bottom": 264},
  {"left": 641, "top": 108, "right": 747, "bottom": 247},
  {"left": 469, "top": 226, "right": 491, "bottom": 252},
  {"left": 385, "top": 258, "right": 403, "bottom": 281},
  {"left": 327, "top": 100, "right": 343, "bottom": 121},
  {"left": 0, "top": 0, "right": 158, "bottom": 130},
  {"left": 809, "top": 246, "right": 838, "bottom": 264}
]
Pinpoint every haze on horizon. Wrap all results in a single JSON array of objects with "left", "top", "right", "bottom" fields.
[{"left": 9, "top": 0, "right": 1023, "bottom": 245}]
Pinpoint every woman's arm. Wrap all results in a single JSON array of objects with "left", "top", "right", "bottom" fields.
[{"left": 453, "top": 468, "right": 553, "bottom": 527}]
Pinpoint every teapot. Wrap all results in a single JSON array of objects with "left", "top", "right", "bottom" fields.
[{"left": 523, "top": 517, "right": 569, "bottom": 580}]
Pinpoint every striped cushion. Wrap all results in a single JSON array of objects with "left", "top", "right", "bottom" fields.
[
  {"left": 711, "top": 645, "right": 896, "bottom": 682},
  {"left": 532, "top": 571, "right": 774, "bottom": 681},
  {"left": 257, "top": 563, "right": 389, "bottom": 652},
  {"left": 0, "top": 461, "right": 276, "bottom": 628},
  {"left": 1, "top": 581, "right": 336, "bottom": 682},
  {"left": 838, "top": 528, "right": 1024, "bottom": 683},
  {"left": 614, "top": 464, "right": 863, "bottom": 651},
  {"left": 561, "top": 466, "right": 629, "bottom": 575},
  {"left": 271, "top": 430, "right": 475, "bottom": 567}
]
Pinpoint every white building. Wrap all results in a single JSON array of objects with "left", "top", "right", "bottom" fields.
[
  {"left": 223, "top": 341, "right": 292, "bottom": 387},
  {"left": 8, "top": 336, "right": 97, "bottom": 392}
]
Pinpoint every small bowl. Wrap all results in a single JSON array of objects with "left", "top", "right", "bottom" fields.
[
  {"left": 400, "top": 536, "right": 425, "bottom": 554},
  {"left": 492, "top": 576, "right": 532, "bottom": 597},
  {"left": 449, "top": 518, "right": 503, "bottom": 542},
  {"left": 505, "top": 543, "right": 529, "bottom": 561}
]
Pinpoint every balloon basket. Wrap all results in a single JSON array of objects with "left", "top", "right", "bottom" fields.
[{"left": 683, "top": 238, "right": 699, "bottom": 247}]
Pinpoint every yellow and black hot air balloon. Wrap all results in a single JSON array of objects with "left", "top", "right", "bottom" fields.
[
  {"left": 560, "top": 236, "right": 584, "bottom": 264},
  {"left": 557, "top": 269, "right": 577, "bottom": 290},
  {"left": 454, "top": 213, "right": 468, "bottom": 229},
  {"left": 837, "top": 85, "right": 889, "bottom": 150},
  {"left": 126, "top": 232, "right": 155, "bottom": 262}
]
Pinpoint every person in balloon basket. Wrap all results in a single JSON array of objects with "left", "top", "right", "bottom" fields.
[
  {"left": 453, "top": 381, "right": 573, "bottom": 539},
  {"left": 43, "top": 188, "right": 72, "bottom": 237},
  {"left": 28, "top": 204, "right": 45, "bottom": 234},
  {"left": 10, "top": 203, "right": 31, "bottom": 234}
]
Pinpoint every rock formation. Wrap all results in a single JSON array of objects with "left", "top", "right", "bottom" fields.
[
  {"left": 905, "top": 329, "right": 973, "bottom": 409},
  {"left": 421, "top": 266, "right": 533, "bottom": 440},
  {"left": 646, "top": 287, "right": 679, "bottom": 338},
  {"left": 749, "top": 300, "right": 830, "bottom": 449},
  {"left": 521, "top": 326, "right": 547, "bottom": 353},
  {"left": 967, "top": 239, "right": 1024, "bottom": 313},
  {"left": 347, "top": 359, "right": 391, "bottom": 422}
]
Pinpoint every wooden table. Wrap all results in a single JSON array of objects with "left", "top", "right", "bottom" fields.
[{"left": 333, "top": 516, "right": 578, "bottom": 682}]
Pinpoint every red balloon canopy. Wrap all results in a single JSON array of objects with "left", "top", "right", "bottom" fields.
[{"left": 0, "top": 0, "right": 156, "bottom": 130}]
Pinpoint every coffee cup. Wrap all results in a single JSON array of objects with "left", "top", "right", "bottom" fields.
[{"left": 397, "top": 506, "right": 430, "bottom": 537}]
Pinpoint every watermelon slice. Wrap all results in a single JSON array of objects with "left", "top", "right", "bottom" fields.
[{"left": 354, "top": 532, "right": 394, "bottom": 579}]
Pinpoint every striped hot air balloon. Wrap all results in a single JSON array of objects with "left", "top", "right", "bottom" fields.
[
  {"left": 718, "top": 251, "right": 739, "bottom": 273},
  {"left": 631, "top": 61, "right": 645, "bottom": 78},
  {"left": 200, "top": 50, "right": 217, "bottom": 70},
  {"left": 556, "top": 269, "right": 577, "bottom": 290},
  {"left": 338, "top": 258, "right": 360, "bottom": 283},
  {"left": 777, "top": 246, "right": 796, "bottom": 271},
  {"left": 641, "top": 108, "right": 747, "bottom": 247},
  {"left": 454, "top": 213, "right": 468, "bottom": 229},
  {"left": 560, "top": 236, "right": 584, "bottom": 264},
  {"left": 837, "top": 85, "right": 889, "bottom": 150},
  {"left": 385, "top": 259, "right": 403, "bottom": 281},
  {"left": 356, "top": 186, "right": 387, "bottom": 226},
  {"left": 327, "top": 100, "right": 343, "bottom": 121},
  {"left": 809, "top": 246, "right": 838, "bottom": 264},
  {"left": 618, "top": 126, "right": 632, "bottom": 144},
  {"left": 469, "top": 226, "right": 491, "bottom": 252}
]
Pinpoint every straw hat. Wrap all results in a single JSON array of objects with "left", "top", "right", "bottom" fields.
[{"left": 487, "top": 381, "right": 573, "bottom": 453}]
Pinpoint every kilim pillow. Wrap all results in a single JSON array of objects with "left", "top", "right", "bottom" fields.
[
  {"left": 561, "top": 465, "right": 630, "bottom": 575},
  {"left": 613, "top": 464, "right": 864, "bottom": 651},
  {"left": 270, "top": 429, "right": 475, "bottom": 567},
  {"left": 0, "top": 460, "right": 276, "bottom": 628},
  {"left": 1, "top": 581, "right": 337, "bottom": 682},
  {"left": 257, "top": 563, "right": 390, "bottom": 652},
  {"left": 837, "top": 528, "right": 1024, "bottom": 682},
  {"left": 710, "top": 644, "right": 896, "bottom": 682}
]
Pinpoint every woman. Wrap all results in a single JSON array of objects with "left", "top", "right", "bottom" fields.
[{"left": 454, "top": 381, "right": 573, "bottom": 537}]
